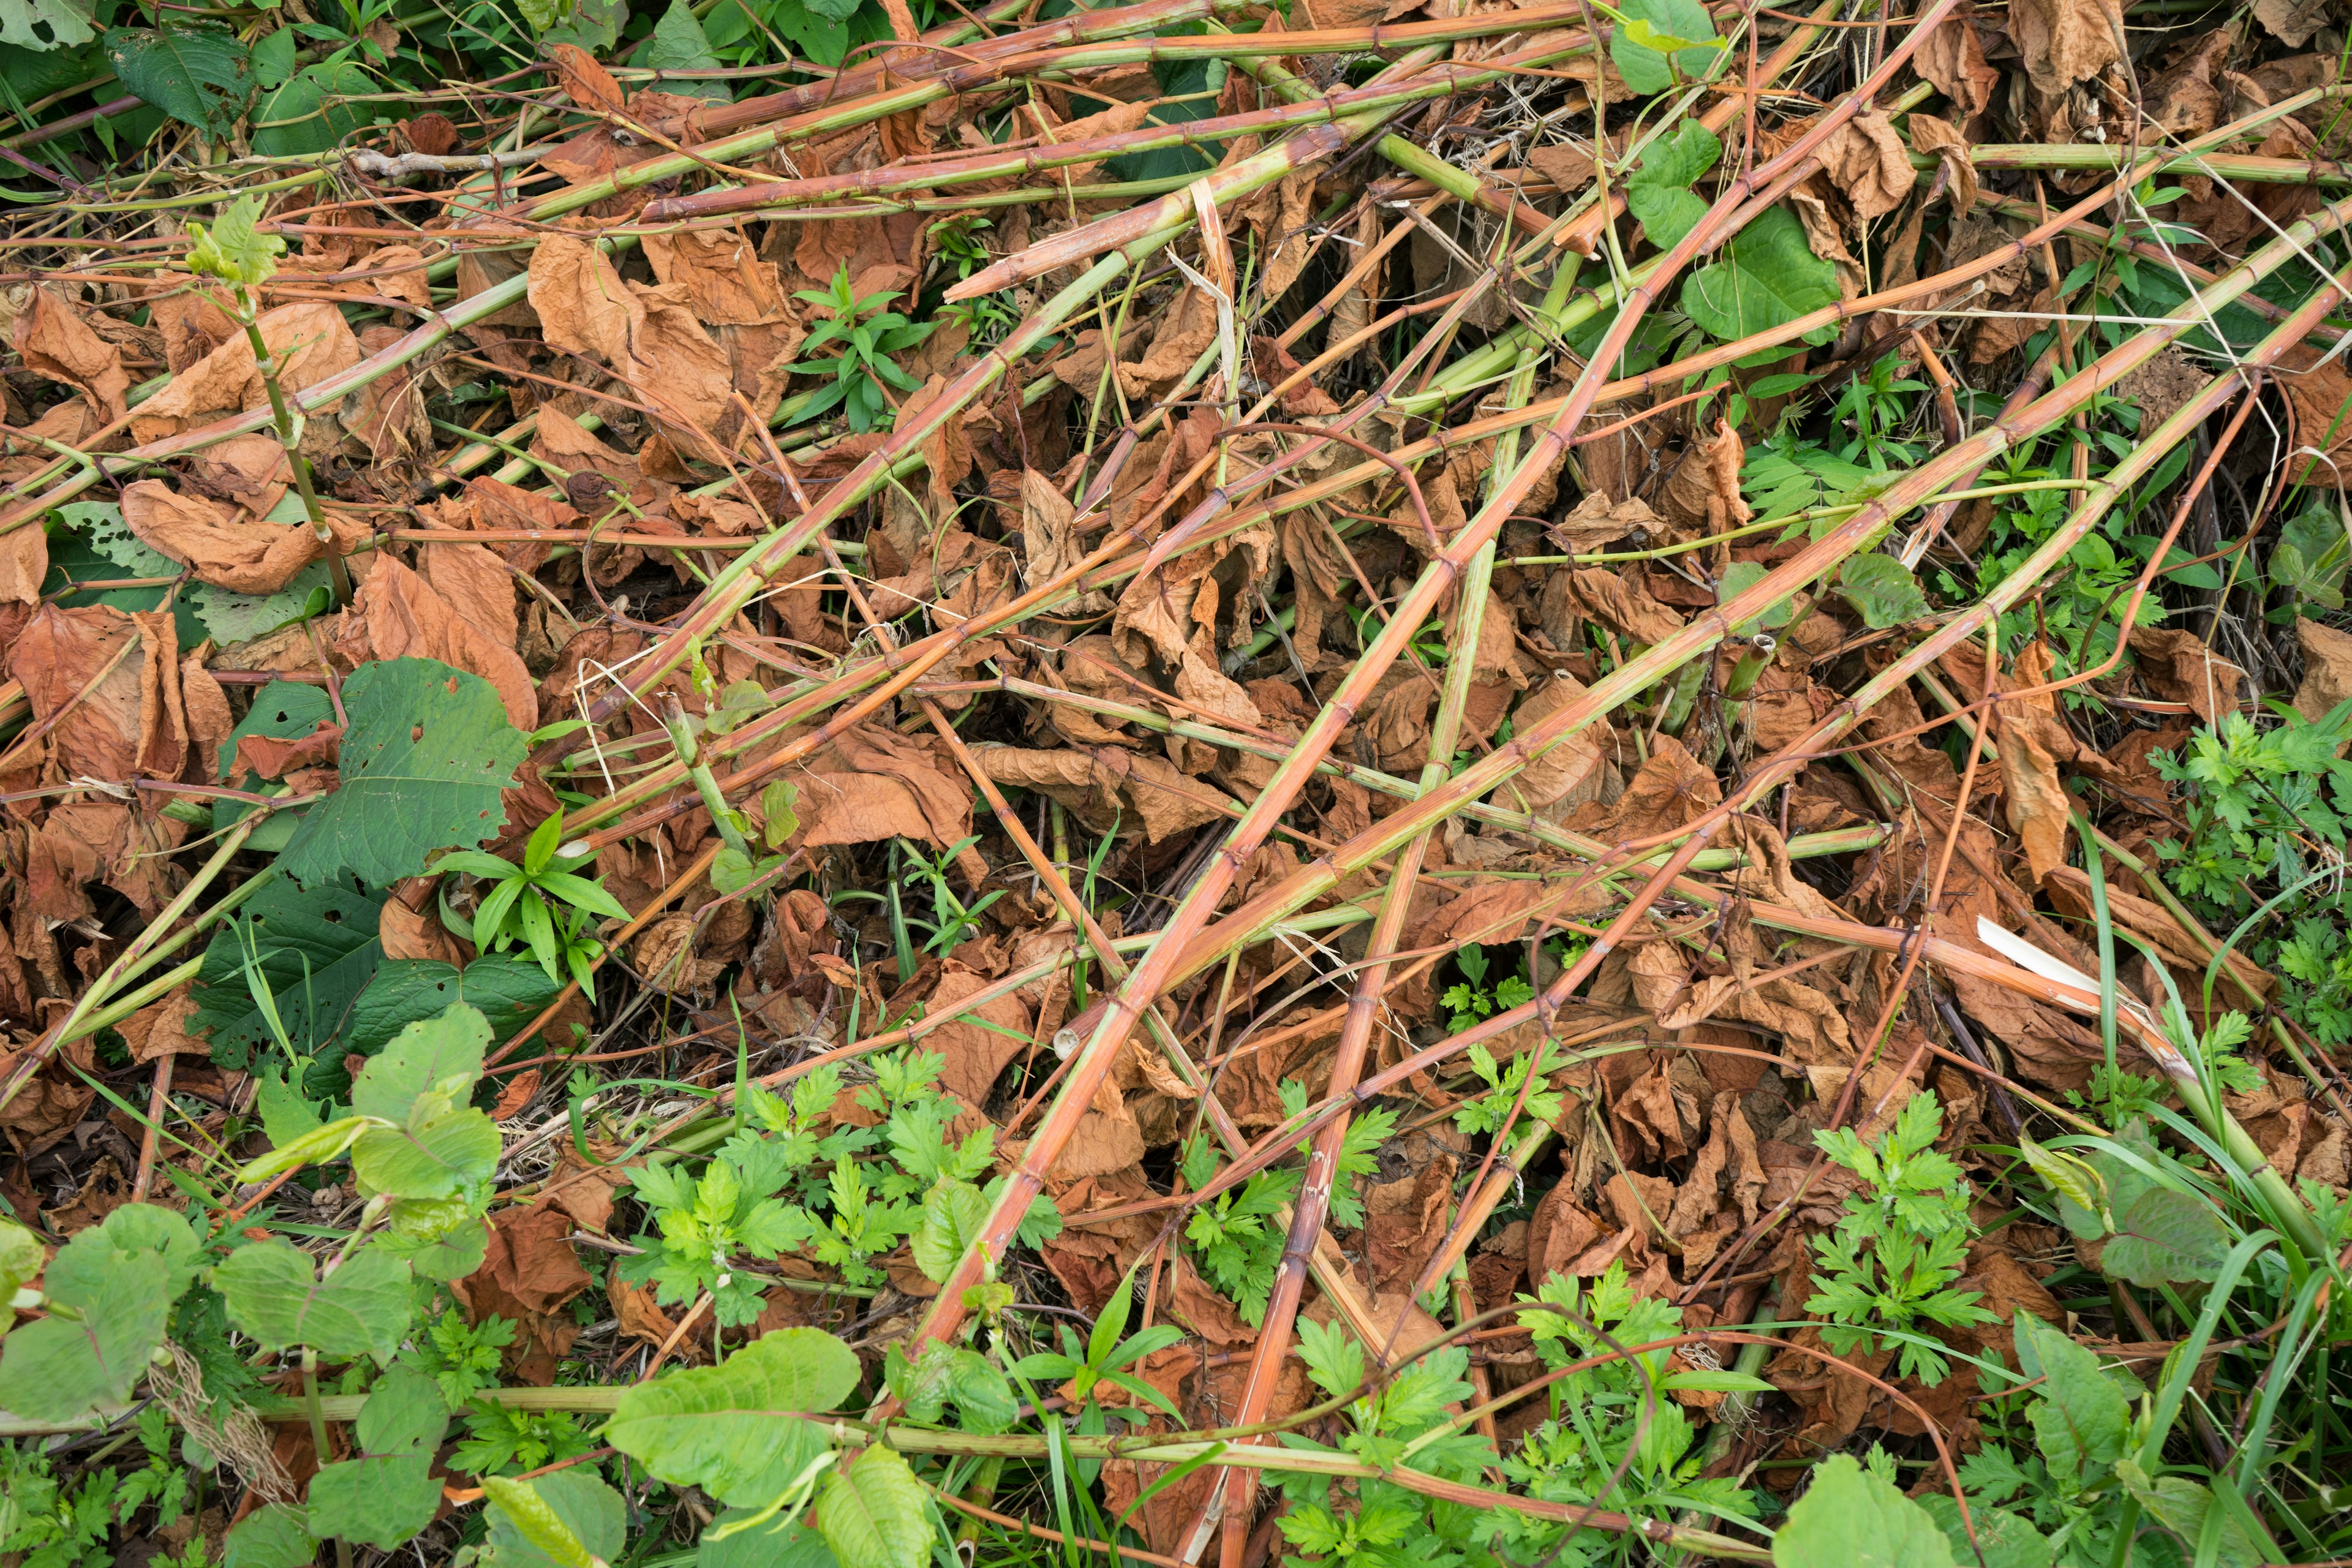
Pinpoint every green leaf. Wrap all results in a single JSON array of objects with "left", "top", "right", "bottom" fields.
[
  {"left": 816, "top": 1446, "right": 934, "bottom": 1568},
  {"left": 645, "top": 0, "right": 729, "bottom": 101},
  {"left": 1770, "top": 1453, "right": 1954, "bottom": 1567},
  {"left": 191, "top": 873, "right": 385, "bottom": 1080},
  {"left": 350, "top": 1001, "right": 489, "bottom": 1123},
  {"left": 2273, "top": 498, "right": 2348, "bottom": 608},
  {"left": 0, "top": 0, "right": 93, "bottom": 49},
  {"left": 484, "top": 1472, "right": 626, "bottom": 1568},
  {"left": 701, "top": 1519, "right": 839, "bottom": 1568},
  {"left": 0, "top": 1204, "right": 197, "bottom": 1421},
  {"left": 1716, "top": 559, "right": 1795, "bottom": 634},
  {"left": 235, "top": 1113, "right": 369, "bottom": 1185},
  {"left": 535, "top": 0, "right": 627, "bottom": 50},
  {"left": 1834, "top": 553, "right": 1932, "bottom": 630},
  {"left": 252, "top": 61, "right": 372, "bottom": 156},
  {"left": 47, "top": 501, "right": 206, "bottom": 648},
  {"left": 911, "top": 1179, "right": 988, "bottom": 1284},
  {"left": 0, "top": 1215, "right": 44, "bottom": 1334},
  {"left": 215, "top": 1238, "right": 413, "bottom": 1363},
  {"left": 1608, "top": 0, "right": 1719, "bottom": 94},
  {"left": 309, "top": 1453, "right": 441, "bottom": 1548},
  {"left": 1624, "top": 118, "right": 1719, "bottom": 252},
  {"left": 2015, "top": 1137, "right": 2107, "bottom": 1227},
  {"left": 603, "top": 1328, "right": 861, "bottom": 1506},
  {"left": 356, "top": 1364, "right": 449, "bottom": 1453},
  {"left": 249, "top": 26, "right": 295, "bottom": 86},
  {"left": 1915, "top": 1498, "right": 2051, "bottom": 1568},
  {"left": 2099, "top": 1186, "right": 2229, "bottom": 1286},
  {"left": 223, "top": 1505, "right": 317, "bottom": 1568},
  {"left": 1683, "top": 205, "right": 1839, "bottom": 347},
  {"left": 2113, "top": 1461, "right": 2267, "bottom": 1568},
  {"left": 345, "top": 956, "right": 560, "bottom": 1064},
  {"left": 2013, "top": 1311, "right": 2128, "bottom": 1486},
  {"left": 353, "top": 1107, "right": 501, "bottom": 1202},
  {"left": 380, "top": 1202, "right": 490, "bottom": 1281},
  {"left": 278, "top": 658, "right": 527, "bottom": 889},
  {"left": 103, "top": 25, "right": 252, "bottom": 138}
]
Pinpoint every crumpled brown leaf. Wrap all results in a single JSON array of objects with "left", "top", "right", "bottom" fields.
[
  {"left": 2011, "top": 0, "right": 2126, "bottom": 97},
  {"left": 1991, "top": 640, "right": 2079, "bottom": 886},
  {"left": 1551, "top": 491, "right": 1660, "bottom": 554},
  {"left": 974, "top": 744, "right": 1227, "bottom": 845},
  {"left": 2294, "top": 616, "right": 2352, "bottom": 725},
  {"left": 1817, "top": 110, "right": 1913, "bottom": 223},
  {"left": 1914, "top": 4, "right": 2002, "bottom": 121},
  {"left": 1559, "top": 567, "right": 1684, "bottom": 645},
  {"left": 129, "top": 302, "right": 362, "bottom": 446},
  {"left": 121, "top": 481, "right": 328, "bottom": 594},
  {"left": 789, "top": 725, "right": 974, "bottom": 850},
  {"left": 15, "top": 287, "right": 129, "bottom": 423},
  {"left": 1572, "top": 733, "right": 1720, "bottom": 841},
  {"left": 527, "top": 235, "right": 737, "bottom": 459},
  {"left": 2130, "top": 625, "right": 2248, "bottom": 725},
  {"left": 350, "top": 556, "right": 539, "bottom": 731},
  {"left": 1906, "top": 113, "right": 1979, "bottom": 215}
]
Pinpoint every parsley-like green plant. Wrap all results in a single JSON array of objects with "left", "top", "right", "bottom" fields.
[
  {"left": 1805, "top": 1091, "right": 1996, "bottom": 1386},
  {"left": 1452, "top": 1038, "right": 1567, "bottom": 1139},
  {"left": 1441, "top": 945, "right": 1534, "bottom": 1035},
  {"left": 396, "top": 1306, "right": 516, "bottom": 1406},
  {"left": 786, "top": 262, "right": 937, "bottom": 432},
  {"left": 1180, "top": 1131, "right": 1300, "bottom": 1327},
  {"left": 450, "top": 1403, "right": 599, "bottom": 1478}
]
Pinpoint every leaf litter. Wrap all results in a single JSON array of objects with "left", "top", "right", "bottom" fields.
[{"left": 0, "top": 0, "right": 2350, "bottom": 1564}]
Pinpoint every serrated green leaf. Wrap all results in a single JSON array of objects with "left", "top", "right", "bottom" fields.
[
  {"left": 603, "top": 1328, "right": 861, "bottom": 1506},
  {"left": 103, "top": 24, "right": 251, "bottom": 137},
  {"left": 2100, "top": 1187, "right": 2229, "bottom": 1286},
  {"left": 1608, "top": 0, "right": 1719, "bottom": 93},
  {"left": 1770, "top": 1452, "right": 1953, "bottom": 1567},
  {"left": 224, "top": 1504, "right": 317, "bottom": 1568},
  {"left": 911, "top": 1179, "right": 988, "bottom": 1284},
  {"left": 216, "top": 1237, "right": 413, "bottom": 1362},
  {"left": 0, "top": 1204, "right": 197, "bottom": 1420},
  {"left": 484, "top": 1472, "right": 626, "bottom": 1568},
  {"left": 1683, "top": 205, "right": 1839, "bottom": 347},
  {"left": 645, "top": 0, "right": 729, "bottom": 101},
  {"left": 816, "top": 1446, "right": 933, "bottom": 1568},
  {"left": 1834, "top": 553, "right": 1932, "bottom": 630},
  {"left": 2014, "top": 1311, "right": 2128, "bottom": 1486},
  {"left": 0, "top": 0, "right": 94, "bottom": 49},
  {"left": 191, "top": 873, "right": 385, "bottom": 1079},
  {"left": 309, "top": 1453, "right": 441, "bottom": 1548},
  {"left": 278, "top": 657, "right": 526, "bottom": 888}
]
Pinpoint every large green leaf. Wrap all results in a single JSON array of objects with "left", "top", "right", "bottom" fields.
[
  {"left": 190, "top": 873, "right": 385, "bottom": 1082},
  {"left": 252, "top": 61, "right": 373, "bottom": 156},
  {"left": 1834, "top": 554, "right": 1932, "bottom": 630},
  {"left": 101, "top": 24, "right": 251, "bottom": 137},
  {"left": 815, "top": 1446, "right": 933, "bottom": 1568},
  {"left": 354, "top": 1109, "right": 501, "bottom": 1202},
  {"left": 347, "top": 956, "right": 560, "bottom": 1060},
  {"left": 278, "top": 658, "right": 526, "bottom": 888},
  {"left": 215, "top": 1237, "right": 413, "bottom": 1363},
  {"left": 2099, "top": 1187, "right": 2229, "bottom": 1286},
  {"left": 309, "top": 1368, "right": 448, "bottom": 1548},
  {"left": 223, "top": 1505, "right": 318, "bottom": 1568},
  {"left": 0, "top": 1205, "right": 197, "bottom": 1421},
  {"left": 349, "top": 1001, "right": 488, "bottom": 1123},
  {"left": 644, "top": 0, "right": 729, "bottom": 102},
  {"left": 1608, "top": 0, "right": 1721, "bottom": 94},
  {"left": 308, "top": 1455, "right": 440, "bottom": 1548},
  {"left": 2014, "top": 1311, "right": 2129, "bottom": 1487},
  {"left": 702, "top": 1520, "right": 838, "bottom": 1568},
  {"left": 0, "top": 1216, "right": 43, "bottom": 1335},
  {"left": 0, "top": 0, "right": 95, "bottom": 50},
  {"left": 1624, "top": 118, "right": 1719, "bottom": 252},
  {"left": 1770, "top": 1453, "right": 1954, "bottom": 1567},
  {"left": 2113, "top": 1460, "right": 2269, "bottom": 1568},
  {"left": 484, "top": 1471, "right": 625, "bottom": 1568},
  {"left": 1682, "top": 205, "right": 1839, "bottom": 348},
  {"left": 603, "top": 1328, "right": 862, "bottom": 1506}
]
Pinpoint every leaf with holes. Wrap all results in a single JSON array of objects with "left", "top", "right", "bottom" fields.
[
  {"left": 277, "top": 658, "right": 527, "bottom": 888},
  {"left": 0, "top": 0, "right": 94, "bottom": 49},
  {"left": 102, "top": 24, "right": 252, "bottom": 137},
  {"left": 190, "top": 873, "right": 385, "bottom": 1081}
]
